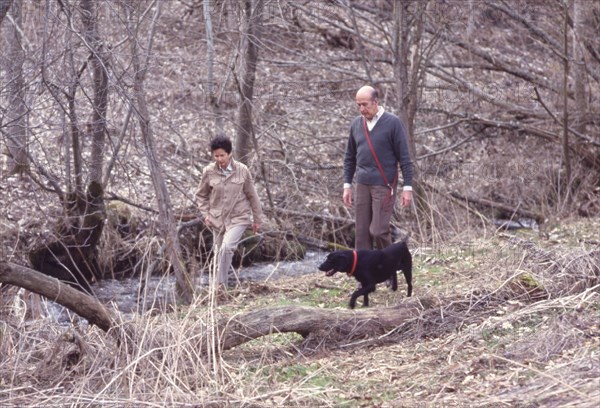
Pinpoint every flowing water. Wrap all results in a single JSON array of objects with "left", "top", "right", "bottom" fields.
[{"left": 47, "top": 251, "right": 325, "bottom": 321}]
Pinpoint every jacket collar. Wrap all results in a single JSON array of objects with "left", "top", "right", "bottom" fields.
[{"left": 214, "top": 157, "right": 236, "bottom": 173}]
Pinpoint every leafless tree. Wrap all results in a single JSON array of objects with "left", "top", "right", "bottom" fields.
[
  {"left": 80, "top": 0, "right": 109, "bottom": 185},
  {"left": 235, "top": 0, "right": 263, "bottom": 164},
  {"left": 1, "top": 0, "right": 599, "bottom": 309},
  {"left": 203, "top": 0, "right": 224, "bottom": 133},
  {"left": 3, "top": 0, "right": 29, "bottom": 175},
  {"left": 392, "top": 0, "right": 432, "bottom": 221},
  {"left": 24, "top": 0, "right": 115, "bottom": 293},
  {"left": 561, "top": 1, "right": 572, "bottom": 201},
  {"left": 126, "top": 0, "right": 194, "bottom": 303},
  {"left": 572, "top": 0, "right": 588, "bottom": 135}
]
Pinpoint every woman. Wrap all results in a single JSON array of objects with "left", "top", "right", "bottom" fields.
[{"left": 196, "top": 135, "right": 263, "bottom": 289}]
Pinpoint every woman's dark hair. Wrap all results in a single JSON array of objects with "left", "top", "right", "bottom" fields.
[{"left": 209, "top": 135, "right": 233, "bottom": 153}]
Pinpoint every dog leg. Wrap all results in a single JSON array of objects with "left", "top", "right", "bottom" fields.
[
  {"left": 349, "top": 287, "right": 367, "bottom": 309},
  {"left": 362, "top": 283, "right": 376, "bottom": 307},
  {"left": 402, "top": 267, "right": 413, "bottom": 297},
  {"left": 349, "top": 284, "right": 376, "bottom": 308},
  {"left": 349, "top": 290, "right": 360, "bottom": 309},
  {"left": 390, "top": 271, "right": 398, "bottom": 292}
]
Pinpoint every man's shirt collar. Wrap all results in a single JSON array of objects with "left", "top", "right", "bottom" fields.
[{"left": 366, "top": 106, "right": 385, "bottom": 130}]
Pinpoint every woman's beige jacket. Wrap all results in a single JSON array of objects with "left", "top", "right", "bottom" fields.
[{"left": 196, "top": 159, "right": 263, "bottom": 231}]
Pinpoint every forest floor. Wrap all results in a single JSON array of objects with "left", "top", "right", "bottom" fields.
[{"left": 1, "top": 217, "right": 598, "bottom": 407}]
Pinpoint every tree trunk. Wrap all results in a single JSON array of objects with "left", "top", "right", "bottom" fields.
[
  {"left": 29, "top": 182, "right": 106, "bottom": 294},
  {"left": 393, "top": 1, "right": 428, "bottom": 229},
  {"left": 449, "top": 190, "right": 545, "bottom": 223},
  {"left": 214, "top": 299, "right": 431, "bottom": 352},
  {"left": 128, "top": 0, "right": 194, "bottom": 303},
  {"left": 235, "top": 0, "right": 263, "bottom": 164},
  {"left": 81, "top": 0, "right": 109, "bottom": 185},
  {"left": 27, "top": 1, "right": 111, "bottom": 294},
  {"left": 0, "top": 261, "right": 118, "bottom": 333},
  {"left": 203, "top": 0, "right": 224, "bottom": 134},
  {"left": 66, "top": 76, "right": 85, "bottom": 196},
  {"left": 572, "top": 0, "right": 587, "bottom": 135},
  {"left": 5, "top": 0, "right": 29, "bottom": 175},
  {"left": 561, "top": 2, "right": 571, "bottom": 203}
]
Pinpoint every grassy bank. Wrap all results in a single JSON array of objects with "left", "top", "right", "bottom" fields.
[{"left": 1, "top": 218, "right": 598, "bottom": 407}]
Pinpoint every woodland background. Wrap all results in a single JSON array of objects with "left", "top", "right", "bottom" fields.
[{"left": 0, "top": 0, "right": 599, "bottom": 407}]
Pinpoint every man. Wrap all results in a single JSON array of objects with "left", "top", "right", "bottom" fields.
[{"left": 343, "top": 85, "right": 413, "bottom": 250}]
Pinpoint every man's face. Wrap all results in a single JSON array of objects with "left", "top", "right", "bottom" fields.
[{"left": 355, "top": 93, "right": 378, "bottom": 120}]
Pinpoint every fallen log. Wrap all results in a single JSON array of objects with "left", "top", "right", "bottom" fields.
[
  {"left": 213, "top": 298, "right": 435, "bottom": 351},
  {"left": 266, "top": 207, "right": 353, "bottom": 226},
  {"left": 449, "top": 191, "right": 545, "bottom": 223},
  {"left": 262, "top": 230, "right": 351, "bottom": 252},
  {"left": 0, "top": 261, "right": 119, "bottom": 333}
]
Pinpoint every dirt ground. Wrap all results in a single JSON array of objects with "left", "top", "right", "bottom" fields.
[{"left": 1, "top": 218, "right": 599, "bottom": 407}]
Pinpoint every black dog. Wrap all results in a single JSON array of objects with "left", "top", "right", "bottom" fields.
[{"left": 318, "top": 241, "right": 412, "bottom": 309}]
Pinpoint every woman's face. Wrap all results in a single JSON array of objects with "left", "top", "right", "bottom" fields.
[{"left": 212, "top": 148, "right": 232, "bottom": 169}]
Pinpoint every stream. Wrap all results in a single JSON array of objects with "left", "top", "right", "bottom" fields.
[{"left": 46, "top": 251, "right": 324, "bottom": 321}]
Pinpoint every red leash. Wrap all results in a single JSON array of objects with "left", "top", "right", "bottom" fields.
[
  {"left": 363, "top": 118, "right": 398, "bottom": 207},
  {"left": 347, "top": 250, "right": 358, "bottom": 277}
]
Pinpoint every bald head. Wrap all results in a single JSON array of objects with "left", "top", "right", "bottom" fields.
[
  {"left": 356, "top": 86, "right": 378, "bottom": 101},
  {"left": 355, "top": 86, "right": 379, "bottom": 120}
]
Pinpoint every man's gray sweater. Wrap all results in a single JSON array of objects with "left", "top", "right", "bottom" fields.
[{"left": 344, "top": 111, "right": 413, "bottom": 188}]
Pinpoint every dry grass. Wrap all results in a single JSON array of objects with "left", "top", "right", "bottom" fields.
[{"left": 1, "top": 218, "right": 599, "bottom": 407}]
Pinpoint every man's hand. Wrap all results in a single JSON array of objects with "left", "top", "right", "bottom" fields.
[
  {"left": 252, "top": 223, "right": 261, "bottom": 233},
  {"left": 343, "top": 187, "right": 353, "bottom": 208},
  {"left": 400, "top": 190, "right": 413, "bottom": 208}
]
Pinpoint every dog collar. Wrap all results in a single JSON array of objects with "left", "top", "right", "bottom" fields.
[{"left": 348, "top": 250, "right": 358, "bottom": 277}]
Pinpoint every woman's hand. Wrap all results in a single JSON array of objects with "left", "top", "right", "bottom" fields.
[{"left": 252, "top": 223, "right": 261, "bottom": 233}]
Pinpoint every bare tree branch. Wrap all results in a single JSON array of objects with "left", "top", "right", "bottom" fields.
[
  {"left": 127, "top": 0, "right": 194, "bottom": 302},
  {"left": 427, "top": 23, "right": 557, "bottom": 92},
  {"left": 485, "top": 0, "right": 563, "bottom": 58}
]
